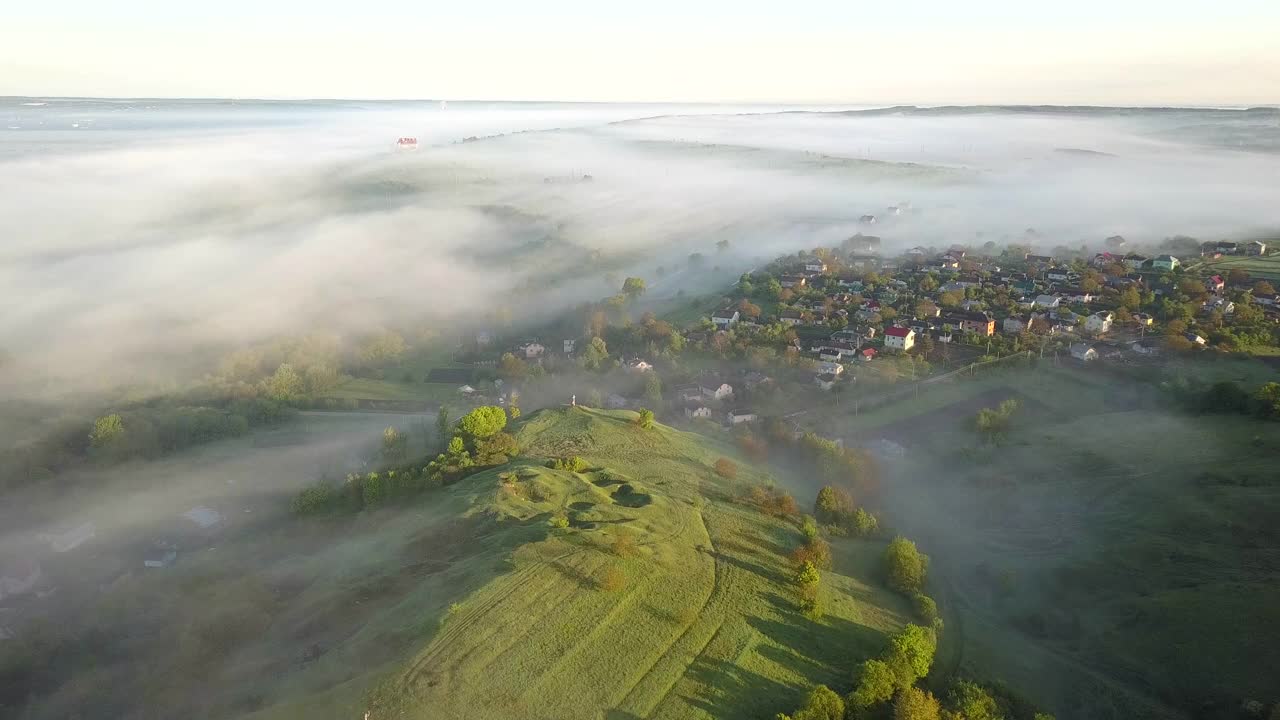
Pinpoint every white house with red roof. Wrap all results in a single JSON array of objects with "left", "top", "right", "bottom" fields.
[{"left": 884, "top": 326, "right": 915, "bottom": 352}]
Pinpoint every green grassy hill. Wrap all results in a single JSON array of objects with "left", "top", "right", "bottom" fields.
[{"left": 350, "top": 407, "right": 909, "bottom": 720}]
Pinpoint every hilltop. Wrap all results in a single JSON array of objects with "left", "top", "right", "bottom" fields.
[{"left": 339, "top": 406, "right": 912, "bottom": 720}]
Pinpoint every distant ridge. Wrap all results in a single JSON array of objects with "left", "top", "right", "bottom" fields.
[{"left": 813, "top": 104, "right": 1280, "bottom": 117}]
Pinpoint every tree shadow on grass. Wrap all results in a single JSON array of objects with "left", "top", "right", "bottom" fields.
[
  {"left": 550, "top": 559, "right": 598, "bottom": 590},
  {"left": 682, "top": 657, "right": 797, "bottom": 720},
  {"left": 697, "top": 545, "right": 789, "bottom": 586},
  {"left": 746, "top": 611, "right": 891, "bottom": 689}
]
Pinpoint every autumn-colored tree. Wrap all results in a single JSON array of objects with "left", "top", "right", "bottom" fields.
[{"left": 714, "top": 457, "right": 738, "bottom": 479}]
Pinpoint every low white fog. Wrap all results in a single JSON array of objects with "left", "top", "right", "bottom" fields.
[{"left": 3, "top": 102, "right": 1277, "bottom": 396}]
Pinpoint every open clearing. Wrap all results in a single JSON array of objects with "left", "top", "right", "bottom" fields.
[{"left": 848, "top": 364, "right": 1280, "bottom": 720}]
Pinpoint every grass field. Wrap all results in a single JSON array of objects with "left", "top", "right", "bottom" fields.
[
  {"left": 837, "top": 364, "right": 1280, "bottom": 720},
  {"left": 1200, "top": 252, "right": 1280, "bottom": 281},
  {"left": 361, "top": 408, "right": 911, "bottom": 720}
]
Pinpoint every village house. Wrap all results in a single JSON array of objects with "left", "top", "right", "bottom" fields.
[
  {"left": 1246, "top": 240, "right": 1267, "bottom": 255},
  {"left": 1045, "top": 268, "right": 1072, "bottom": 283},
  {"left": 1070, "top": 343, "right": 1099, "bottom": 362},
  {"left": 884, "top": 326, "right": 916, "bottom": 351},
  {"left": 780, "top": 275, "right": 808, "bottom": 289},
  {"left": 563, "top": 339, "right": 576, "bottom": 355},
  {"left": 1122, "top": 253, "right": 1148, "bottom": 270},
  {"left": 1058, "top": 289, "right": 1094, "bottom": 304},
  {"left": 627, "top": 358, "right": 654, "bottom": 373},
  {"left": 859, "top": 214, "right": 877, "bottom": 225},
  {"left": 905, "top": 247, "right": 929, "bottom": 261},
  {"left": 711, "top": 309, "right": 740, "bottom": 328},
  {"left": 1033, "top": 294, "right": 1061, "bottom": 309},
  {"left": 1025, "top": 254, "right": 1055, "bottom": 265},
  {"left": 699, "top": 377, "right": 735, "bottom": 401},
  {"left": 1085, "top": 311, "right": 1114, "bottom": 335},
  {"left": 944, "top": 311, "right": 995, "bottom": 336},
  {"left": 1186, "top": 332, "right": 1207, "bottom": 346},
  {"left": 1003, "top": 316, "right": 1028, "bottom": 334},
  {"left": 1151, "top": 255, "right": 1180, "bottom": 271},
  {"left": 516, "top": 341, "right": 546, "bottom": 359},
  {"left": 780, "top": 309, "right": 805, "bottom": 326},
  {"left": 860, "top": 347, "right": 877, "bottom": 361},
  {"left": 683, "top": 402, "right": 712, "bottom": 420},
  {"left": 804, "top": 259, "right": 829, "bottom": 273},
  {"left": 674, "top": 383, "right": 704, "bottom": 403},
  {"left": 814, "top": 373, "right": 839, "bottom": 391},
  {"left": 1205, "top": 275, "right": 1225, "bottom": 293},
  {"left": 726, "top": 409, "right": 759, "bottom": 425},
  {"left": 846, "top": 233, "right": 882, "bottom": 254},
  {"left": 815, "top": 360, "right": 845, "bottom": 376},
  {"left": 1132, "top": 312, "right": 1154, "bottom": 327}
]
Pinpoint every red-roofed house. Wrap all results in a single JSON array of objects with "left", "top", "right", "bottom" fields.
[{"left": 884, "top": 326, "right": 915, "bottom": 352}]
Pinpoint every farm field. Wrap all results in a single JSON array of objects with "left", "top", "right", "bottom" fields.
[
  {"left": 1200, "top": 252, "right": 1280, "bottom": 281},
  {"left": 838, "top": 364, "right": 1280, "bottom": 720}
]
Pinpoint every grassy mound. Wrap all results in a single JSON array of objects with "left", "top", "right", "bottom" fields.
[{"left": 361, "top": 407, "right": 911, "bottom": 720}]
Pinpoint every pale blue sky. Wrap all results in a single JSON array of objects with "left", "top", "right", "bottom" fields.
[{"left": 3, "top": 0, "right": 1277, "bottom": 103}]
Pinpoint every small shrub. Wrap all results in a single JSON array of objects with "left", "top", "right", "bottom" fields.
[
  {"left": 599, "top": 566, "right": 626, "bottom": 592},
  {"left": 883, "top": 536, "right": 929, "bottom": 594},
  {"left": 714, "top": 457, "right": 738, "bottom": 479},
  {"left": 548, "top": 513, "right": 570, "bottom": 529},
  {"left": 635, "top": 408, "right": 655, "bottom": 429},
  {"left": 912, "top": 593, "right": 941, "bottom": 628},
  {"left": 791, "top": 538, "right": 833, "bottom": 570},
  {"left": 800, "top": 514, "right": 819, "bottom": 540},
  {"left": 548, "top": 456, "right": 589, "bottom": 472},
  {"left": 292, "top": 482, "right": 335, "bottom": 515},
  {"left": 611, "top": 531, "right": 638, "bottom": 557}
]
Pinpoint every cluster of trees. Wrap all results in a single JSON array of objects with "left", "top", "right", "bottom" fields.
[
  {"left": 745, "top": 484, "right": 801, "bottom": 518},
  {"left": 547, "top": 456, "right": 590, "bottom": 472},
  {"left": 883, "top": 537, "right": 941, "bottom": 629},
  {"left": 1172, "top": 379, "right": 1280, "bottom": 420},
  {"left": 82, "top": 399, "right": 292, "bottom": 464},
  {"left": 293, "top": 406, "right": 520, "bottom": 516},
  {"left": 814, "top": 485, "right": 879, "bottom": 537},
  {"left": 974, "top": 399, "right": 1020, "bottom": 443}
]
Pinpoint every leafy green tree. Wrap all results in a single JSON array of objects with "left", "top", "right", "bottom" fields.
[
  {"left": 912, "top": 593, "right": 941, "bottom": 628},
  {"left": 948, "top": 680, "right": 1003, "bottom": 720},
  {"left": 507, "top": 394, "right": 521, "bottom": 419},
  {"left": 89, "top": 413, "right": 125, "bottom": 448},
  {"left": 1254, "top": 382, "right": 1280, "bottom": 419},
  {"left": 583, "top": 337, "right": 610, "bottom": 370},
  {"left": 622, "top": 277, "right": 647, "bottom": 298},
  {"left": 266, "top": 363, "right": 305, "bottom": 401},
  {"left": 779, "top": 685, "right": 845, "bottom": 720},
  {"left": 644, "top": 373, "right": 664, "bottom": 409},
  {"left": 801, "top": 515, "right": 819, "bottom": 540},
  {"left": 458, "top": 406, "right": 508, "bottom": 441},
  {"left": 884, "top": 536, "right": 929, "bottom": 594},
  {"left": 814, "top": 485, "right": 854, "bottom": 524},
  {"left": 795, "top": 560, "right": 821, "bottom": 587},
  {"left": 894, "top": 687, "right": 942, "bottom": 720},
  {"left": 635, "top": 408, "right": 655, "bottom": 429},
  {"left": 886, "top": 624, "right": 937, "bottom": 689},
  {"left": 359, "top": 331, "right": 407, "bottom": 364},
  {"left": 498, "top": 352, "right": 528, "bottom": 381},
  {"left": 435, "top": 406, "right": 451, "bottom": 448},
  {"left": 848, "top": 659, "right": 896, "bottom": 709},
  {"left": 852, "top": 507, "right": 879, "bottom": 536},
  {"left": 382, "top": 426, "right": 408, "bottom": 461}
]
